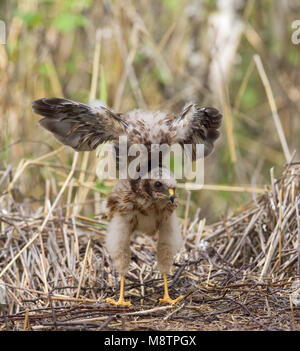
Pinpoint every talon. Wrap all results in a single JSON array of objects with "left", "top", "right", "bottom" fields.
[
  {"left": 106, "top": 297, "right": 132, "bottom": 307},
  {"left": 106, "top": 274, "right": 132, "bottom": 307},
  {"left": 159, "top": 273, "right": 183, "bottom": 305},
  {"left": 159, "top": 295, "right": 183, "bottom": 305}
]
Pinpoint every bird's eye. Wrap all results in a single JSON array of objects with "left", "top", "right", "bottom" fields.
[{"left": 154, "top": 181, "right": 162, "bottom": 188}]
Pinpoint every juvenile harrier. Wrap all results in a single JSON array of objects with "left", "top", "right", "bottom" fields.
[{"left": 32, "top": 98, "right": 222, "bottom": 306}]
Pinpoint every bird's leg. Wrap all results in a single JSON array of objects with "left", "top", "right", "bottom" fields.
[
  {"left": 157, "top": 212, "right": 183, "bottom": 305},
  {"left": 159, "top": 273, "right": 183, "bottom": 305},
  {"left": 106, "top": 274, "right": 132, "bottom": 307}
]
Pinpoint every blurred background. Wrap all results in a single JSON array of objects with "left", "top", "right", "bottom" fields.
[{"left": 0, "top": 0, "right": 300, "bottom": 223}]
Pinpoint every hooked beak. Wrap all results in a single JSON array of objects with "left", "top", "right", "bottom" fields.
[{"left": 168, "top": 188, "right": 175, "bottom": 203}]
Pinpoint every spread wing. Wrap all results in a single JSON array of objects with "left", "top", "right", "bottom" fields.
[
  {"left": 170, "top": 104, "right": 222, "bottom": 158},
  {"left": 32, "top": 98, "right": 128, "bottom": 151}
]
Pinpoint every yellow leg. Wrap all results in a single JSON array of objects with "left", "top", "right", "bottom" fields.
[
  {"left": 159, "top": 273, "right": 183, "bottom": 305},
  {"left": 106, "top": 274, "right": 132, "bottom": 307}
]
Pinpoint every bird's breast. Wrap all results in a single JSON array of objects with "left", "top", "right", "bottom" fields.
[{"left": 134, "top": 209, "right": 166, "bottom": 236}]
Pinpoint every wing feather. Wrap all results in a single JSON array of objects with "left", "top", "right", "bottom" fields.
[
  {"left": 171, "top": 104, "right": 222, "bottom": 158},
  {"left": 32, "top": 98, "right": 128, "bottom": 151}
]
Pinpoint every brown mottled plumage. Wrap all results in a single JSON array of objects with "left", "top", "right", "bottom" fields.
[
  {"left": 32, "top": 97, "right": 222, "bottom": 306},
  {"left": 32, "top": 98, "right": 222, "bottom": 159}
]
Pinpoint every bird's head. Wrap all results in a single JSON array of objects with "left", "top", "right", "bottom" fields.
[
  {"left": 151, "top": 179, "right": 176, "bottom": 203},
  {"left": 142, "top": 167, "right": 177, "bottom": 204}
]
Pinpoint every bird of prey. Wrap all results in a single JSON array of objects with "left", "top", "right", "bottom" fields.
[{"left": 32, "top": 98, "right": 222, "bottom": 306}]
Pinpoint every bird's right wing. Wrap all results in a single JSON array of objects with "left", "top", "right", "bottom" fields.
[{"left": 32, "top": 98, "right": 128, "bottom": 151}]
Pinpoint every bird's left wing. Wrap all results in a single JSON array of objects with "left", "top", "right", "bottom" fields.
[
  {"left": 32, "top": 98, "right": 128, "bottom": 151},
  {"left": 170, "top": 104, "right": 222, "bottom": 158}
]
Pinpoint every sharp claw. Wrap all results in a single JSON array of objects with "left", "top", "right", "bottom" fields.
[
  {"left": 159, "top": 295, "right": 183, "bottom": 305},
  {"left": 106, "top": 297, "right": 132, "bottom": 307}
]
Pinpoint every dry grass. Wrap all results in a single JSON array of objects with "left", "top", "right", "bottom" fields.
[{"left": 0, "top": 159, "right": 299, "bottom": 331}]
